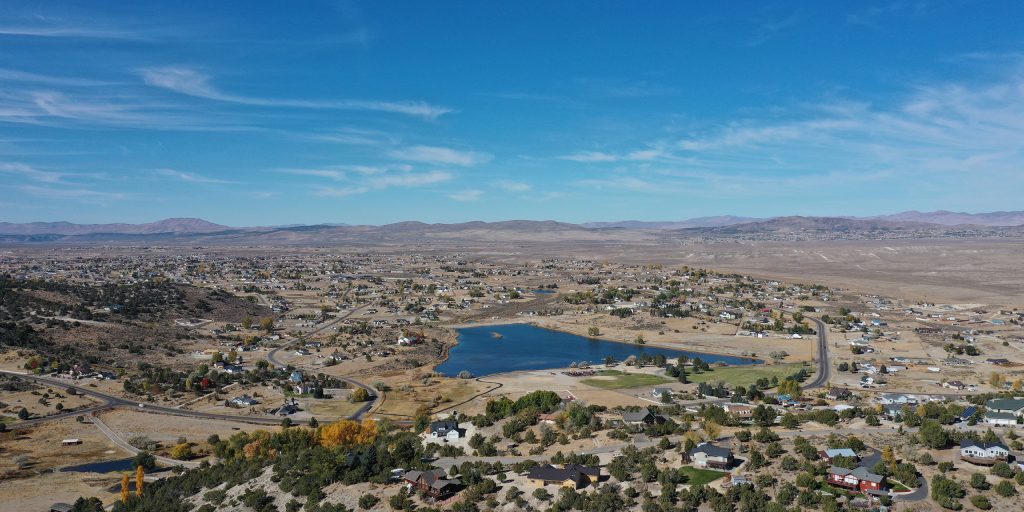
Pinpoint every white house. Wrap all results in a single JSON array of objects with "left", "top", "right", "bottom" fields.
[
  {"left": 960, "top": 440, "right": 1009, "bottom": 465},
  {"left": 984, "top": 412, "right": 1018, "bottom": 426}
]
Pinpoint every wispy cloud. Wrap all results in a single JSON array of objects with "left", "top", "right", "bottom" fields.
[
  {"left": 368, "top": 170, "right": 452, "bottom": 188},
  {"left": 139, "top": 66, "right": 453, "bottom": 120},
  {"left": 560, "top": 148, "right": 665, "bottom": 163},
  {"left": 577, "top": 78, "right": 677, "bottom": 98},
  {"left": 155, "top": 168, "right": 236, "bottom": 184},
  {"left": 0, "top": 162, "right": 69, "bottom": 183},
  {"left": 313, "top": 186, "right": 369, "bottom": 197},
  {"left": 304, "top": 167, "right": 453, "bottom": 198},
  {"left": 0, "top": 25, "right": 143, "bottom": 40},
  {"left": 0, "top": 87, "right": 251, "bottom": 131},
  {"left": 19, "top": 184, "right": 126, "bottom": 201},
  {"left": 310, "top": 127, "right": 399, "bottom": 146},
  {"left": 744, "top": 11, "right": 801, "bottom": 47},
  {"left": 280, "top": 164, "right": 412, "bottom": 182},
  {"left": 448, "top": 189, "right": 483, "bottom": 202},
  {"left": 564, "top": 69, "right": 1024, "bottom": 201},
  {"left": 494, "top": 180, "right": 532, "bottom": 192},
  {"left": 390, "top": 145, "right": 492, "bottom": 166},
  {"left": 577, "top": 176, "right": 663, "bottom": 193},
  {"left": 0, "top": 68, "right": 110, "bottom": 87},
  {"left": 560, "top": 151, "right": 618, "bottom": 163}
]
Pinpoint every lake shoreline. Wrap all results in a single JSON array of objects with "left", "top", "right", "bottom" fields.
[
  {"left": 433, "top": 322, "right": 763, "bottom": 377},
  {"left": 441, "top": 318, "right": 765, "bottom": 365}
]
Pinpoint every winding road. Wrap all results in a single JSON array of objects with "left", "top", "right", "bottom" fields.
[{"left": 266, "top": 305, "right": 380, "bottom": 420}]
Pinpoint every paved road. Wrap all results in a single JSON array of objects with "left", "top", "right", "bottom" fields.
[
  {"left": 266, "top": 306, "right": 380, "bottom": 421},
  {"left": 3, "top": 305, "right": 384, "bottom": 429},
  {"left": 805, "top": 317, "right": 831, "bottom": 390},
  {"left": 1, "top": 370, "right": 287, "bottom": 427}
]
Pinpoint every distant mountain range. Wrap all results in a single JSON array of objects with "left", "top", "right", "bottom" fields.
[
  {"left": 0, "top": 210, "right": 1022, "bottom": 245},
  {"left": 865, "top": 210, "right": 1024, "bottom": 226},
  {"left": 0, "top": 217, "right": 230, "bottom": 236},
  {"left": 581, "top": 215, "right": 760, "bottom": 229}
]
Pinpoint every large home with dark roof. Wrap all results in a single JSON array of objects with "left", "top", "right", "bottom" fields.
[
  {"left": 984, "top": 412, "right": 1018, "bottom": 426},
  {"left": 960, "top": 440, "right": 1010, "bottom": 465},
  {"left": 687, "top": 443, "right": 734, "bottom": 469},
  {"left": 619, "top": 408, "right": 661, "bottom": 427},
  {"left": 526, "top": 464, "right": 602, "bottom": 489},
  {"left": 404, "top": 468, "right": 461, "bottom": 498},
  {"left": 429, "top": 420, "right": 462, "bottom": 440},
  {"left": 828, "top": 466, "right": 886, "bottom": 493},
  {"left": 986, "top": 398, "right": 1024, "bottom": 416}
]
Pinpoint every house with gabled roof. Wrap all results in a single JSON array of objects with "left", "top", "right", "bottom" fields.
[
  {"left": 429, "top": 420, "right": 462, "bottom": 440},
  {"left": 828, "top": 466, "right": 886, "bottom": 493},
  {"left": 960, "top": 439, "right": 1009, "bottom": 465},
  {"left": 986, "top": 398, "right": 1024, "bottom": 416},
  {"left": 404, "top": 468, "right": 461, "bottom": 498},
  {"left": 526, "top": 464, "right": 601, "bottom": 489},
  {"left": 687, "top": 443, "right": 734, "bottom": 469}
]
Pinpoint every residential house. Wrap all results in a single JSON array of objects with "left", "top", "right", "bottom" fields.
[
  {"left": 818, "top": 448, "right": 858, "bottom": 463},
  {"left": 289, "top": 370, "right": 304, "bottom": 383},
  {"left": 651, "top": 388, "right": 673, "bottom": 400},
  {"left": 429, "top": 420, "right": 462, "bottom": 440},
  {"left": 826, "top": 388, "right": 852, "bottom": 401},
  {"left": 276, "top": 401, "right": 300, "bottom": 416},
  {"left": 231, "top": 395, "right": 259, "bottom": 406},
  {"left": 723, "top": 403, "right": 754, "bottom": 420},
  {"left": 942, "top": 381, "right": 967, "bottom": 391},
  {"left": 960, "top": 440, "right": 1010, "bottom": 465},
  {"left": 620, "top": 408, "right": 660, "bottom": 427},
  {"left": 828, "top": 466, "right": 886, "bottom": 493},
  {"left": 221, "top": 364, "right": 245, "bottom": 374},
  {"left": 526, "top": 464, "right": 602, "bottom": 489},
  {"left": 983, "top": 412, "right": 1018, "bottom": 427},
  {"left": 687, "top": 443, "right": 734, "bottom": 469},
  {"left": 404, "top": 468, "right": 461, "bottom": 498},
  {"left": 986, "top": 358, "right": 1011, "bottom": 366},
  {"left": 986, "top": 398, "right": 1024, "bottom": 416}
]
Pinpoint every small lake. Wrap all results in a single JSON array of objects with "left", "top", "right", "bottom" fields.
[
  {"left": 436, "top": 323, "right": 761, "bottom": 377},
  {"left": 62, "top": 458, "right": 136, "bottom": 473}
]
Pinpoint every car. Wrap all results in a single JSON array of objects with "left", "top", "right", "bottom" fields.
[{"left": 138, "top": 403, "right": 146, "bottom": 408}]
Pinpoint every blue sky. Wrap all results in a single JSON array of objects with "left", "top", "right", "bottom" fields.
[{"left": 1, "top": 1, "right": 1023, "bottom": 226}]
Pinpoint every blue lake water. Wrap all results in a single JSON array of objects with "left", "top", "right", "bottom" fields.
[
  {"left": 62, "top": 458, "right": 136, "bottom": 473},
  {"left": 436, "top": 323, "right": 761, "bottom": 377}
]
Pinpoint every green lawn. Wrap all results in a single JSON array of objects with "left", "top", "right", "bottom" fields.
[
  {"left": 681, "top": 466, "right": 728, "bottom": 485},
  {"left": 685, "top": 363, "right": 810, "bottom": 388},
  {"left": 580, "top": 370, "right": 672, "bottom": 390}
]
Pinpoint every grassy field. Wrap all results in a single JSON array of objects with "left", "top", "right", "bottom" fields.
[
  {"left": 685, "top": 363, "right": 810, "bottom": 388},
  {"left": 580, "top": 370, "right": 672, "bottom": 390},
  {"left": 680, "top": 466, "right": 728, "bottom": 485}
]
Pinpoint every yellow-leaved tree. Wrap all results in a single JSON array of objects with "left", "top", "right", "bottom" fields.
[
  {"left": 135, "top": 465, "right": 145, "bottom": 497},
  {"left": 120, "top": 473, "right": 130, "bottom": 502},
  {"left": 319, "top": 419, "right": 378, "bottom": 449}
]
